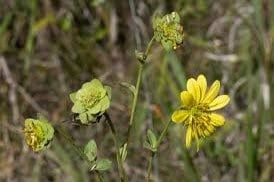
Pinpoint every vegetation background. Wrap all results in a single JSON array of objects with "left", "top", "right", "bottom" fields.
[{"left": 0, "top": 0, "right": 273, "bottom": 181}]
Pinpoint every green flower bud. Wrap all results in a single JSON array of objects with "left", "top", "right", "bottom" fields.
[
  {"left": 152, "top": 12, "right": 184, "bottom": 50},
  {"left": 23, "top": 117, "right": 54, "bottom": 152},
  {"left": 69, "top": 79, "right": 111, "bottom": 124}
]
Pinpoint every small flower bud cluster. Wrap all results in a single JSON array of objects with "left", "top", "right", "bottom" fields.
[
  {"left": 153, "top": 12, "right": 184, "bottom": 50},
  {"left": 23, "top": 117, "right": 54, "bottom": 152}
]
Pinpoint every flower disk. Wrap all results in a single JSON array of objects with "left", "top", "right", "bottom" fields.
[
  {"left": 171, "top": 75, "right": 230, "bottom": 150},
  {"left": 153, "top": 12, "right": 184, "bottom": 50},
  {"left": 70, "top": 79, "right": 111, "bottom": 124},
  {"left": 23, "top": 118, "right": 54, "bottom": 152}
]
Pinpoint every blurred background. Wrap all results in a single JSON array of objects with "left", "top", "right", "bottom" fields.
[{"left": 0, "top": 0, "right": 273, "bottom": 181}]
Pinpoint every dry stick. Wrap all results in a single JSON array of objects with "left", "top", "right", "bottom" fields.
[
  {"left": 55, "top": 125, "right": 104, "bottom": 182},
  {"left": 104, "top": 112, "right": 126, "bottom": 182},
  {"left": 146, "top": 120, "right": 172, "bottom": 182},
  {"left": 0, "top": 56, "right": 48, "bottom": 117},
  {"left": 0, "top": 56, "right": 20, "bottom": 123}
]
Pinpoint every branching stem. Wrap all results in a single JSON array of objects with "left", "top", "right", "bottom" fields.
[{"left": 145, "top": 120, "right": 172, "bottom": 182}]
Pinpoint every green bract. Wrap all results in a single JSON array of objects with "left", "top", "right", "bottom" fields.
[
  {"left": 70, "top": 79, "right": 111, "bottom": 124},
  {"left": 152, "top": 12, "right": 184, "bottom": 50},
  {"left": 23, "top": 117, "right": 54, "bottom": 152}
]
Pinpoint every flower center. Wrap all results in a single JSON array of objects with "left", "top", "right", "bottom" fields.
[
  {"left": 190, "top": 104, "right": 207, "bottom": 116},
  {"left": 24, "top": 125, "right": 42, "bottom": 149},
  {"left": 79, "top": 91, "right": 101, "bottom": 109},
  {"left": 186, "top": 104, "right": 210, "bottom": 126}
]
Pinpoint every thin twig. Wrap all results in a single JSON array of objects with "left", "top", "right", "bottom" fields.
[
  {"left": 0, "top": 56, "right": 48, "bottom": 117},
  {"left": 0, "top": 56, "right": 19, "bottom": 123}
]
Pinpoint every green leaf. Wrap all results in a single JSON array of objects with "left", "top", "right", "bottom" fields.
[
  {"left": 143, "top": 141, "right": 157, "bottom": 152},
  {"left": 82, "top": 79, "right": 106, "bottom": 96},
  {"left": 95, "top": 159, "right": 112, "bottom": 171},
  {"left": 97, "top": 95, "right": 110, "bottom": 112},
  {"left": 89, "top": 79, "right": 104, "bottom": 89},
  {"left": 143, "top": 129, "right": 158, "bottom": 152},
  {"left": 170, "top": 12, "right": 180, "bottom": 23},
  {"left": 120, "top": 82, "right": 136, "bottom": 96},
  {"left": 119, "top": 143, "right": 128, "bottom": 162},
  {"left": 104, "top": 86, "right": 112, "bottom": 100},
  {"left": 69, "top": 92, "right": 77, "bottom": 103},
  {"left": 71, "top": 102, "right": 85, "bottom": 113},
  {"left": 87, "top": 103, "right": 102, "bottom": 114},
  {"left": 91, "top": 0, "right": 105, "bottom": 7},
  {"left": 78, "top": 112, "right": 94, "bottom": 124},
  {"left": 84, "top": 140, "right": 97, "bottom": 162},
  {"left": 161, "top": 39, "right": 173, "bottom": 51},
  {"left": 147, "top": 129, "right": 157, "bottom": 148}
]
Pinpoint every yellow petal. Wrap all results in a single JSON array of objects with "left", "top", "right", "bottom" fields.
[
  {"left": 202, "top": 80, "right": 220, "bottom": 103},
  {"left": 197, "top": 127, "right": 205, "bottom": 138},
  {"left": 197, "top": 74, "right": 207, "bottom": 101},
  {"left": 180, "top": 91, "right": 194, "bottom": 106},
  {"left": 208, "top": 95, "right": 230, "bottom": 111},
  {"left": 187, "top": 78, "right": 200, "bottom": 102},
  {"left": 210, "top": 113, "right": 225, "bottom": 126},
  {"left": 185, "top": 126, "right": 192, "bottom": 148},
  {"left": 171, "top": 110, "right": 189, "bottom": 123}
]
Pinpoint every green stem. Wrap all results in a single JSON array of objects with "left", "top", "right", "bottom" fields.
[
  {"left": 104, "top": 113, "right": 126, "bottom": 182},
  {"left": 156, "top": 120, "right": 172, "bottom": 148},
  {"left": 145, "top": 36, "right": 155, "bottom": 56},
  {"left": 55, "top": 126, "right": 104, "bottom": 182},
  {"left": 126, "top": 36, "right": 155, "bottom": 145},
  {"left": 146, "top": 152, "right": 155, "bottom": 182},
  {"left": 126, "top": 63, "right": 144, "bottom": 143},
  {"left": 145, "top": 120, "right": 172, "bottom": 181},
  {"left": 95, "top": 171, "right": 104, "bottom": 182}
]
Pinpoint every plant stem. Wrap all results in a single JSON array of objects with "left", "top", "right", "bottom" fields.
[
  {"left": 104, "top": 113, "right": 126, "bottom": 182},
  {"left": 126, "top": 36, "right": 155, "bottom": 145},
  {"left": 146, "top": 152, "right": 155, "bottom": 182},
  {"left": 95, "top": 171, "right": 104, "bottom": 182},
  {"left": 145, "top": 120, "right": 172, "bottom": 182},
  {"left": 156, "top": 120, "right": 172, "bottom": 148},
  {"left": 145, "top": 36, "right": 155, "bottom": 56},
  {"left": 55, "top": 126, "right": 104, "bottom": 182},
  {"left": 126, "top": 63, "right": 143, "bottom": 143}
]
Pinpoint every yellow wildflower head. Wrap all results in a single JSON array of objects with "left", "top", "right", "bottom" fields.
[
  {"left": 171, "top": 75, "right": 230, "bottom": 150},
  {"left": 23, "top": 117, "right": 54, "bottom": 152},
  {"left": 152, "top": 12, "right": 184, "bottom": 50}
]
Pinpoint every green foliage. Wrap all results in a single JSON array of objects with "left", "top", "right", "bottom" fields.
[
  {"left": 144, "top": 129, "right": 157, "bottom": 152},
  {"left": 82, "top": 140, "right": 112, "bottom": 172},
  {"left": 94, "top": 159, "right": 112, "bottom": 171},
  {"left": 84, "top": 140, "right": 97, "bottom": 162},
  {"left": 119, "top": 143, "right": 128, "bottom": 162},
  {"left": 120, "top": 82, "right": 136, "bottom": 96}
]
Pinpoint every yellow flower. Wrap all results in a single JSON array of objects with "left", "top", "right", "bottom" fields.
[{"left": 171, "top": 75, "right": 230, "bottom": 150}]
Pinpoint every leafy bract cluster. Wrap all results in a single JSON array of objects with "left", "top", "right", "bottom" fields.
[
  {"left": 153, "top": 12, "right": 184, "bottom": 50},
  {"left": 23, "top": 117, "right": 54, "bottom": 152},
  {"left": 70, "top": 79, "right": 111, "bottom": 124},
  {"left": 84, "top": 140, "right": 112, "bottom": 171}
]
